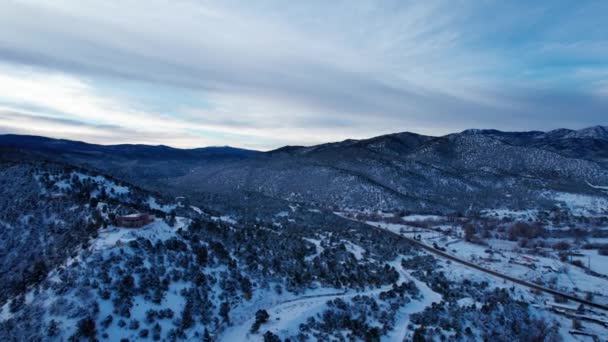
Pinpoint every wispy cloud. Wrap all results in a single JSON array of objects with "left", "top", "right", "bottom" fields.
[{"left": 0, "top": 0, "right": 606, "bottom": 149}]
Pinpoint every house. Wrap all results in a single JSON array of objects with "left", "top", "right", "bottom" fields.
[{"left": 116, "top": 213, "right": 154, "bottom": 228}]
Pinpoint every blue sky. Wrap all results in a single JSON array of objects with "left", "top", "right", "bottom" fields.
[{"left": 0, "top": 0, "right": 606, "bottom": 150}]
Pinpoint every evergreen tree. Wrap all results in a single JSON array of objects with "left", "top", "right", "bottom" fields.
[
  {"left": 75, "top": 316, "right": 96, "bottom": 340},
  {"left": 47, "top": 319, "right": 59, "bottom": 337},
  {"left": 263, "top": 331, "right": 281, "bottom": 342},
  {"left": 412, "top": 326, "right": 426, "bottom": 342},
  {"left": 219, "top": 301, "right": 230, "bottom": 323},
  {"left": 250, "top": 309, "right": 270, "bottom": 333},
  {"left": 203, "top": 328, "right": 212, "bottom": 342}
]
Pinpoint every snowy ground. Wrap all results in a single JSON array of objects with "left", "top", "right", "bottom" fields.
[
  {"left": 338, "top": 212, "right": 608, "bottom": 341},
  {"left": 573, "top": 249, "right": 608, "bottom": 277},
  {"left": 543, "top": 191, "right": 608, "bottom": 217},
  {"left": 210, "top": 215, "right": 238, "bottom": 225},
  {"left": 303, "top": 238, "right": 323, "bottom": 261},
  {"left": 402, "top": 214, "right": 443, "bottom": 222},
  {"left": 438, "top": 257, "right": 608, "bottom": 342},
  {"left": 146, "top": 196, "right": 177, "bottom": 213},
  {"left": 382, "top": 263, "right": 442, "bottom": 342},
  {"left": 220, "top": 257, "right": 442, "bottom": 341},
  {"left": 92, "top": 217, "right": 189, "bottom": 250},
  {"left": 0, "top": 217, "right": 191, "bottom": 337},
  {"left": 481, "top": 208, "right": 539, "bottom": 221},
  {"left": 368, "top": 219, "right": 608, "bottom": 303}
]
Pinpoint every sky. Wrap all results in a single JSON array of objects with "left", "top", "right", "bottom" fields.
[{"left": 0, "top": 0, "right": 607, "bottom": 150}]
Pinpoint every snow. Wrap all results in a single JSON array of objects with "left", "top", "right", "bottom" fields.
[
  {"left": 543, "top": 191, "right": 608, "bottom": 216},
  {"left": 573, "top": 249, "right": 608, "bottom": 277},
  {"left": 456, "top": 297, "right": 479, "bottom": 307},
  {"left": 0, "top": 219, "right": 13, "bottom": 229},
  {"left": 274, "top": 211, "right": 289, "bottom": 218},
  {"left": 146, "top": 197, "right": 177, "bottom": 213},
  {"left": 586, "top": 181, "right": 608, "bottom": 192},
  {"left": 94, "top": 278, "right": 190, "bottom": 341},
  {"left": 54, "top": 179, "right": 71, "bottom": 190},
  {"left": 435, "top": 238, "right": 608, "bottom": 299},
  {"left": 343, "top": 240, "right": 365, "bottom": 260},
  {"left": 402, "top": 214, "right": 443, "bottom": 222},
  {"left": 72, "top": 172, "right": 129, "bottom": 195},
  {"left": 481, "top": 208, "right": 538, "bottom": 220},
  {"left": 303, "top": 238, "right": 323, "bottom": 261},
  {"left": 383, "top": 261, "right": 442, "bottom": 342},
  {"left": 0, "top": 305, "right": 11, "bottom": 322},
  {"left": 121, "top": 213, "right": 144, "bottom": 218},
  {"left": 92, "top": 218, "right": 187, "bottom": 250},
  {"left": 211, "top": 215, "right": 237, "bottom": 224},
  {"left": 344, "top": 212, "right": 608, "bottom": 313},
  {"left": 221, "top": 288, "right": 346, "bottom": 341},
  {"left": 221, "top": 257, "right": 442, "bottom": 342}
]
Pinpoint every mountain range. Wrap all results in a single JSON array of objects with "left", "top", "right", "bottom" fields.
[
  {"left": 1, "top": 126, "right": 607, "bottom": 341},
  {"left": 2, "top": 125, "right": 608, "bottom": 214}
]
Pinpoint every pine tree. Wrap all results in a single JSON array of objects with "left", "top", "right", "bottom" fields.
[
  {"left": 263, "top": 331, "right": 281, "bottom": 342},
  {"left": 412, "top": 326, "right": 426, "bottom": 342},
  {"left": 203, "top": 328, "right": 212, "bottom": 342},
  {"left": 47, "top": 319, "right": 59, "bottom": 337},
  {"left": 219, "top": 301, "right": 230, "bottom": 323},
  {"left": 250, "top": 309, "right": 270, "bottom": 333},
  {"left": 75, "top": 316, "right": 96, "bottom": 339}
]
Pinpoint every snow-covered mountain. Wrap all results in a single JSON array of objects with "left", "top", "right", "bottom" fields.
[
  {"left": 562, "top": 125, "right": 608, "bottom": 140},
  {"left": 4, "top": 127, "right": 608, "bottom": 214},
  {"left": 1, "top": 128, "right": 608, "bottom": 341},
  {"left": 162, "top": 126, "right": 608, "bottom": 214}
]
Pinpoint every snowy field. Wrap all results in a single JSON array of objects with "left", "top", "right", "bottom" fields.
[
  {"left": 338, "top": 212, "right": 608, "bottom": 341},
  {"left": 367, "top": 219, "right": 608, "bottom": 303}
]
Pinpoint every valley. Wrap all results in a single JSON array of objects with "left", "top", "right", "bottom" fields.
[{"left": 1, "top": 127, "right": 608, "bottom": 341}]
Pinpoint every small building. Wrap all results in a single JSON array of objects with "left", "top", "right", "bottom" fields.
[{"left": 116, "top": 213, "right": 154, "bottom": 228}]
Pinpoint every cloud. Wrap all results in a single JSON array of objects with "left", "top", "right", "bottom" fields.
[
  {"left": 0, "top": 0, "right": 606, "bottom": 149},
  {"left": 0, "top": 109, "right": 127, "bottom": 139},
  {"left": 0, "top": 108, "right": 256, "bottom": 149}
]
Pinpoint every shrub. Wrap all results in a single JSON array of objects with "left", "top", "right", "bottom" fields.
[
  {"left": 75, "top": 317, "right": 96, "bottom": 339},
  {"left": 552, "top": 241, "right": 570, "bottom": 251},
  {"left": 250, "top": 309, "right": 270, "bottom": 333}
]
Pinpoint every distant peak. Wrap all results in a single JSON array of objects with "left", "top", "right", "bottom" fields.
[
  {"left": 267, "top": 145, "right": 306, "bottom": 154},
  {"left": 564, "top": 125, "right": 608, "bottom": 140},
  {"left": 460, "top": 128, "right": 498, "bottom": 135}
]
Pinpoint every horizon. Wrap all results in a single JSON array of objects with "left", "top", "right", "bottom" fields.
[
  {"left": 0, "top": 1, "right": 607, "bottom": 150},
  {"left": 2, "top": 124, "right": 606, "bottom": 152}
]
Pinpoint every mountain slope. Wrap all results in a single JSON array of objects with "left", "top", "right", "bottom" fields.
[
  {"left": 464, "top": 126, "right": 608, "bottom": 168},
  {"left": 0, "top": 134, "right": 260, "bottom": 187},
  {"left": 0, "top": 156, "right": 182, "bottom": 306},
  {"left": 0, "top": 154, "right": 430, "bottom": 341},
  {"left": 3, "top": 127, "right": 608, "bottom": 214},
  {"left": 168, "top": 127, "right": 608, "bottom": 213},
  {"left": 0, "top": 131, "right": 601, "bottom": 341}
]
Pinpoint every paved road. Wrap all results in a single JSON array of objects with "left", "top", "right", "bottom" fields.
[{"left": 358, "top": 219, "right": 608, "bottom": 311}]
